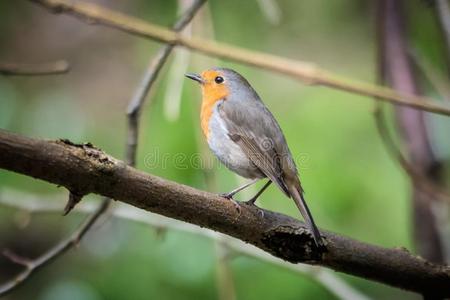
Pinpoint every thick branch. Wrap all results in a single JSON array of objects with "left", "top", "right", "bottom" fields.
[
  {"left": 29, "top": 0, "right": 450, "bottom": 116},
  {"left": 0, "top": 130, "right": 449, "bottom": 297},
  {"left": 0, "top": 1, "right": 205, "bottom": 296},
  {"left": 0, "top": 193, "right": 370, "bottom": 300}
]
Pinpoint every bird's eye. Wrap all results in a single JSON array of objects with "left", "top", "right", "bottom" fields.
[{"left": 214, "top": 76, "right": 224, "bottom": 84}]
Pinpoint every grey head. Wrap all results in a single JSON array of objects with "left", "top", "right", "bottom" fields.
[{"left": 185, "top": 67, "right": 261, "bottom": 102}]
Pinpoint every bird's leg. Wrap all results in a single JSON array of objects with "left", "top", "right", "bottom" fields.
[
  {"left": 220, "top": 178, "right": 259, "bottom": 199},
  {"left": 244, "top": 180, "right": 272, "bottom": 205}
]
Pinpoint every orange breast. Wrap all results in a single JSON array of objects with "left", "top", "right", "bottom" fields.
[{"left": 200, "top": 82, "right": 229, "bottom": 139}]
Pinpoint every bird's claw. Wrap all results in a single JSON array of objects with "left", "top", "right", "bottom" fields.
[
  {"left": 220, "top": 193, "right": 241, "bottom": 214},
  {"left": 219, "top": 192, "right": 234, "bottom": 200},
  {"left": 243, "top": 198, "right": 256, "bottom": 206}
]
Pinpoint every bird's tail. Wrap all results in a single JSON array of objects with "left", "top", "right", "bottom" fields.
[{"left": 288, "top": 184, "right": 324, "bottom": 248}]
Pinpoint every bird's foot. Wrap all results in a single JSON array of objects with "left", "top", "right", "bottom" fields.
[
  {"left": 219, "top": 192, "right": 234, "bottom": 200},
  {"left": 243, "top": 196, "right": 257, "bottom": 206},
  {"left": 243, "top": 198, "right": 264, "bottom": 218},
  {"left": 219, "top": 193, "right": 241, "bottom": 214}
]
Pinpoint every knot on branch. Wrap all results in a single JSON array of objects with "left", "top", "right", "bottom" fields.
[
  {"left": 261, "top": 225, "right": 325, "bottom": 263},
  {"left": 54, "top": 139, "right": 122, "bottom": 194},
  {"left": 57, "top": 139, "right": 115, "bottom": 167}
]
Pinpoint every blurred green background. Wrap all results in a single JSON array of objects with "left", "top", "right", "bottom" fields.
[{"left": 0, "top": 0, "right": 448, "bottom": 299}]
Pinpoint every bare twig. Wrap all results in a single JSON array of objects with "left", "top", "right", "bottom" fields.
[
  {"left": 0, "top": 1, "right": 205, "bottom": 296},
  {"left": 0, "top": 197, "right": 109, "bottom": 296},
  {"left": 2, "top": 250, "right": 32, "bottom": 267},
  {"left": 409, "top": 48, "right": 450, "bottom": 102},
  {"left": 0, "top": 130, "right": 449, "bottom": 297},
  {"left": 29, "top": 0, "right": 450, "bottom": 116},
  {"left": 373, "top": 106, "right": 450, "bottom": 203},
  {"left": 123, "top": 0, "right": 203, "bottom": 241},
  {"left": 0, "top": 193, "right": 371, "bottom": 300},
  {"left": 0, "top": 60, "right": 70, "bottom": 75},
  {"left": 162, "top": 0, "right": 194, "bottom": 122},
  {"left": 126, "top": 0, "right": 206, "bottom": 166}
]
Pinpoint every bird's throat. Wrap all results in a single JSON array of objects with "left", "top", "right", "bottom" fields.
[{"left": 200, "top": 85, "right": 228, "bottom": 139}]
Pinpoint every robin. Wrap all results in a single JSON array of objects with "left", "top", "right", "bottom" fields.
[{"left": 186, "top": 67, "right": 324, "bottom": 248}]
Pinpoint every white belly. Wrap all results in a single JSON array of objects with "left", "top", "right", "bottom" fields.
[{"left": 207, "top": 106, "right": 263, "bottom": 179}]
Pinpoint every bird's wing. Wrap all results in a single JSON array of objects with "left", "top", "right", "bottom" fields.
[
  {"left": 219, "top": 99, "right": 324, "bottom": 247},
  {"left": 218, "top": 101, "right": 292, "bottom": 196}
]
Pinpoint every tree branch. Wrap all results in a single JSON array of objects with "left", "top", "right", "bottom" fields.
[
  {"left": 28, "top": 0, "right": 450, "bottom": 117},
  {"left": 0, "top": 129, "right": 449, "bottom": 297},
  {"left": 373, "top": 106, "right": 450, "bottom": 203},
  {"left": 0, "top": 198, "right": 109, "bottom": 296},
  {"left": 0, "top": 1, "right": 205, "bottom": 295},
  {"left": 0, "top": 60, "right": 69, "bottom": 75},
  {"left": 0, "top": 192, "right": 371, "bottom": 300},
  {"left": 126, "top": 0, "right": 206, "bottom": 166}
]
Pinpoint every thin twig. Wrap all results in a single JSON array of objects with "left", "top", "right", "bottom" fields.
[
  {"left": 0, "top": 1, "right": 205, "bottom": 296},
  {"left": 0, "top": 195, "right": 371, "bottom": 300},
  {"left": 0, "top": 198, "right": 109, "bottom": 296},
  {"left": 30, "top": 0, "right": 450, "bottom": 116},
  {"left": 126, "top": 0, "right": 206, "bottom": 165},
  {"left": 2, "top": 250, "right": 32, "bottom": 267},
  {"left": 0, "top": 60, "right": 70, "bottom": 75},
  {"left": 373, "top": 105, "right": 450, "bottom": 203},
  {"left": 409, "top": 47, "right": 450, "bottom": 102},
  {"left": 163, "top": 0, "right": 194, "bottom": 122}
]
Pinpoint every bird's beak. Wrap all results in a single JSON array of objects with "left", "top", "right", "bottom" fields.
[{"left": 185, "top": 73, "right": 204, "bottom": 84}]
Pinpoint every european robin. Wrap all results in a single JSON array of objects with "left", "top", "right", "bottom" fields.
[{"left": 186, "top": 68, "right": 324, "bottom": 248}]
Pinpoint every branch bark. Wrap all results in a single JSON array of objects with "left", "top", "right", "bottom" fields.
[
  {"left": 126, "top": 0, "right": 206, "bottom": 166},
  {"left": 0, "top": 129, "right": 449, "bottom": 297},
  {"left": 0, "top": 1, "right": 205, "bottom": 296},
  {"left": 28, "top": 0, "right": 450, "bottom": 117},
  {"left": 0, "top": 191, "right": 371, "bottom": 300}
]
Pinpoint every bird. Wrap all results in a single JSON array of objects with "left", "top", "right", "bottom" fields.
[{"left": 186, "top": 67, "right": 324, "bottom": 248}]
